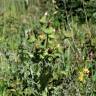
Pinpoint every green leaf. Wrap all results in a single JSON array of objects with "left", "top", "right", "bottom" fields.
[
  {"left": 53, "top": 20, "right": 60, "bottom": 27},
  {"left": 0, "top": 36, "right": 4, "bottom": 42},
  {"left": 93, "top": 12, "right": 96, "bottom": 19},
  {"left": 49, "top": 34, "right": 55, "bottom": 39},
  {"left": 91, "top": 37, "right": 96, "bottom": 46},
  {"left": 42, "top": 27, "right": 55, "bottom": 35},
  {"left": 28, "top": 35, "right": 36, "bottom": 43},
  {"left": 40, "top": 15, "right": 47, "bottom": 24},
  {"left": 64, "top": 39, "right": 71, "bottom": 48},
  {"left": 42, "top": 87, "right": 48, "bottom": 96},
  {"left": 92, "top": 72, "right": 96, "bottom": 81},
  {"left": 64, "top": 31, "right": 73, "bottom": 38}
]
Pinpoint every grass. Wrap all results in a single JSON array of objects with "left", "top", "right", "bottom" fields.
[{"left": 0, "top": 0, "right": 96, "bottom": 96}]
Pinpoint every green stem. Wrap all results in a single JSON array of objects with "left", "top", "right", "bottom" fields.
[{"left": 46, "top": 34, "right": 48, "bottom": 48}]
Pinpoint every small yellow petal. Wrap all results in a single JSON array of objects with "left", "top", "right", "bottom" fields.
[
  {"left": 78, "top": 72, "right": 84, "bottom": 82},
  {"left": 83, "top": 68, "right": 90, "bottom": 74}
]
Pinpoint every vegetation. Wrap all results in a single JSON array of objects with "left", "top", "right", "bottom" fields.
[{"left": 0, "top": 0, "right": 96, "bottom": 96}]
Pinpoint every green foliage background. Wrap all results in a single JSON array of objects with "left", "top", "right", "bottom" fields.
[{"left": 0, "top": 0, "right": 96, "bottom": 96}]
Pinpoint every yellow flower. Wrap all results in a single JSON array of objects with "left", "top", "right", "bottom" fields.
[
  {"left": 39, "top": 32, "right": 46, "bottom": 40},
  {"left": 83, "top": 67, "right": 90, "bottom": 74},
  {"left": 78, "top": 67, "right": 90, "bottom": 82},
  {"left": 78, "top": 72, "right": 84, "bottom": 82},
  {"left": 35, "top": 43, "right": 39, "bottom": 49}
]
